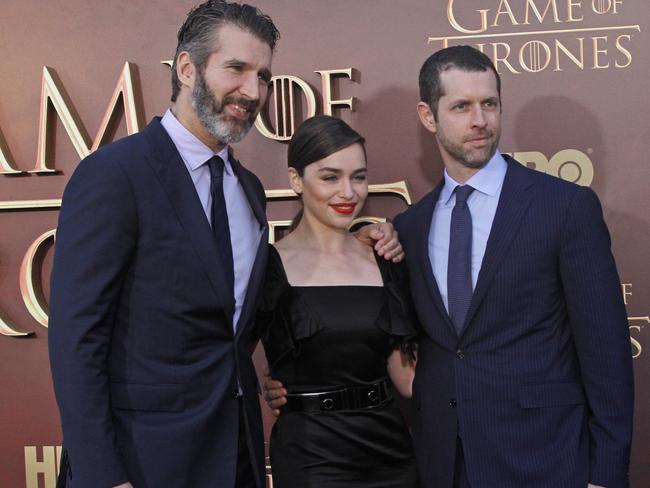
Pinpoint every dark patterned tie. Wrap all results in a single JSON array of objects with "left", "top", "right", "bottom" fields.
[
  {"left": 447, "top": 185, "right": 475, "bottom": 336},
  {"left": 206, "top": 155, "right": 235, "bottom": 298}
]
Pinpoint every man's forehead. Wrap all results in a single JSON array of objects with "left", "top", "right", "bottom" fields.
[
  {"left": 209, "top": 23, "right": 272, "bottom": 61},
  {"left": 439, "top": 68, "right": 498, "bottom": 98}
]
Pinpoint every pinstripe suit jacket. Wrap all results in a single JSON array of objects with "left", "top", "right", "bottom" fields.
[{"left": 394, "top": 156, "right": 633, "bottom": 488}]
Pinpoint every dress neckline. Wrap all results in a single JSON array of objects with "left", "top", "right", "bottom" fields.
[{"left": 269, "top": 245, "right": 386, "bottom": 289}]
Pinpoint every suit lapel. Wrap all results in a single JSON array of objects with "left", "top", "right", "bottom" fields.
[
  {"left": 235, "top": 228, "right": 269, "bottom": 337},
  {"left": 142, "top": 119, "right": 236, "bottom": 324},
  {"left": 462, "top": 157, "right": 534, "bottom": 336},
  {"left": 229, "top": 155, "right": 269, "bottom": 336},
  {"left": 414, "top": 184, "right": 458, "bottom": 338},
  {"left": 230, "top": 156, "right": 267, "bottom": 229}
]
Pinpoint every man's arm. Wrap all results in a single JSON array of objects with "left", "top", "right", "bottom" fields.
[
  {"left": 49, "top": 154, "right": 136, "bottom": 487},
  {"left": 558, "top": 187, "right": 634, "bottom": 488},
  {"left": 262, "top": 367, "right": 286, "bottom": 417},
  {"left": 354, "top": 222, "right": 404, "bottom": 262}
]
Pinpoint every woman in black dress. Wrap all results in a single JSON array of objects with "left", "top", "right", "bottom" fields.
[{"left": 258, "top": 115, "right": 418, "bottom": 487}]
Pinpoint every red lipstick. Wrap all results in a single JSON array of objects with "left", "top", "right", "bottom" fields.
[{"left": 329, "top": 203, "right": 356, "bottom": 215}]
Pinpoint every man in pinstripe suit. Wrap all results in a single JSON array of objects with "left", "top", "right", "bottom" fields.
[{"left": 394, "top": 46, "right": 634, "bottom": 488}]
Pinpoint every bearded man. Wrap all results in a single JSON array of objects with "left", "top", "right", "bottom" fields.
[{"left": 48, "top": 2, "right": 401, "bottom": 488}]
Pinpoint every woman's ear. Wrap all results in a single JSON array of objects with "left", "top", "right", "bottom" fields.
[{"left": 288, "top": 167, "right": 303, "bottom": 195}]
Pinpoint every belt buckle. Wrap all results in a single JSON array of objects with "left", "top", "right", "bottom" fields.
[
  {"left": 321, "top": 396, "right": 335, "bottom": 411},
  {"left": 367, "top": 388, "right": 379, "bottom": 404}
]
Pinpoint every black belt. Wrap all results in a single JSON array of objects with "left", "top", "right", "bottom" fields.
[{"left": 282, "top": 380, "right": 391, "bottom": 413}]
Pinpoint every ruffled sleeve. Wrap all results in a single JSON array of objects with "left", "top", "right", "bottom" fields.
[
  {"left": 374, "top": 256, "right": 420, "bottom": 356},
  {"left": 257, "top": 245, "right": 325, "bottom": 368}
]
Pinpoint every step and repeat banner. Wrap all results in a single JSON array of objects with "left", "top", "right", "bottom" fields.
[{"left": 1, "top": 1, "right": 647, "bottom": 486}]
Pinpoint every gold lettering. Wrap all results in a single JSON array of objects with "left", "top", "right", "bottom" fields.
[
  {"left": 547, "top": 149, "right": 593, "bottom": 186},
  {"left": 621, "top": 283, "right": 632, "bottom": 305},
  {"left": 612, "top": 0, "right": 623, "bottom": 13},
  {"left": 567, "top": 0, "right": 584, "bottom": 21},
  {"left": 19, "top": 230, "right": 56, "bottom": 328},
  {"left": 266, "top": 458, "right": 274, "bottom": 487},
  {"left": 0, "top": 312, "right": 34, "bottom": 337},
  {"left": 524, "top": 0, "right": 561, "bottom": 24},
  {"left": 314, "top": 69, "right": 357, "bottom": 116},
  {"left": 591, "top": 0, "right": 612, "bottom": 14},
  {"left": 352, "top": 217, "right": 386, "bottom": 227},
  {"left": 255, "top": 75, "right": 317, "bottom": 141},
  {"left": 492, "top": 0, "right": 519, "bottom": 27},
  {"left": 591, "top": 36, "right": 610, "bottom": 68},
  {"left": 614, "top": 34, "right": 632, "bottom": 68},
  {"left": 554, "top": 38, "right": 585, "bottom": 71},
  {"left": 491, "top": 43, "right": 521, "bottom": 74},
  {"left": 512, "top": 151, "right": 548, "bottom": 172},
  {"left": 447, "top": 0, "right": 489, "bottom": 34},
  {"left": 509, "top": 150, "right": 593, "bottom": 185},
  {"left": 33, "top": 62, "right": 144, "bottom": 173},
  {"left": 519, "top": 40, "right": 552, "bottom": 72},
  {"left": 24, "top": 446, "right": 62, "bottom": 488},
  {"left": 629, "top": 324, "right": 644, "bottom": 359},
  {"left": 366, "top": 181, "right": 413, "bottom": 205},
  {"left": 268, "top": 220, "right": 292, "bottom": 244},
  {"left": 0, "top": 127, "right": 23, "bottom": 174}
]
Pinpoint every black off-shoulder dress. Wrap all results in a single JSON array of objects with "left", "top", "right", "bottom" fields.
[{"left": 258, "top": 245, "right": 419, "bottom": 487}]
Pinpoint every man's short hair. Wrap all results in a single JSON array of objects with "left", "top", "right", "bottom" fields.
[
  {"left": 171, "top": 0, "right": 280, "bottom": 102},
  {"left": 419, "top": 45, "right": 501, "bottom": 120}
]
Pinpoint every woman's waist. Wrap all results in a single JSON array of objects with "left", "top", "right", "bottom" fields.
[{"left": 282, "top": 378, "right": 392, "bottom": 413}]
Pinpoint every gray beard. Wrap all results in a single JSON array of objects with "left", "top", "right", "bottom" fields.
[{"left": 191, "top": 74, "right": 255, "bottom": 145}]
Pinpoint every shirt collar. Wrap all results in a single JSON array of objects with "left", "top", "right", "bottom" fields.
[
  {"left": 160, "top": 109, "right": 232, "bottom": 175},
  {"left": 440, "top": 149, "right": 507, "bottom": 205}
]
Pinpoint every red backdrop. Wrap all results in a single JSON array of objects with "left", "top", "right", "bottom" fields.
[{"left": 1, "top": 1, "right": 648, "bottom": 486}]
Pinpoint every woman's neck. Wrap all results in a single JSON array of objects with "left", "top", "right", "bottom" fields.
[{"left": 289, "top": 215, "right": 356, "bottom": 255}]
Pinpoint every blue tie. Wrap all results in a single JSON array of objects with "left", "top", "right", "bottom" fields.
[
  {"left": 447, "top": 185, "right": 474, "bottom": 335},
  {"left": 206, "top": 156, "right": 235, "bottom": 298}
]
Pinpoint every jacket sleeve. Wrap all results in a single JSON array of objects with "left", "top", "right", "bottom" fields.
[
  {"left": 48, "top": 153, "right": 137, "bottom": 487},
  {"left": 558, "top": 186, "right": 634, "bottom": 488}
]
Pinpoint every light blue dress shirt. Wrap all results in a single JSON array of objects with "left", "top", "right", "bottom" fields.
[
  {"left": 161, "top": 109, "right": 262, "bottom": 330},
  {"left": 428, "top": 150, "right": 508, "bottom": 312}
]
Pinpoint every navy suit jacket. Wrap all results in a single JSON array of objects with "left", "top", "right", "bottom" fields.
[
  {"left": 394, "top": 156, "right": 633, "bottom": 488},
  {"left": 49, "top": 118, "right": 269, "bottom": 488}
]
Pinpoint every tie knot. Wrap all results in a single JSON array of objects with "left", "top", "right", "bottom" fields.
[
  {"left": 454, "top": 185, "right": 474, "bottom": 205},
  {"left": 206, "top": 155, "right": 225, "bottom": 178}
]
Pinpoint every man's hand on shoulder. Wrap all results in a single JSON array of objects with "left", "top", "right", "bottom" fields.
[{"left": 353, "top": 222, "right": 404, "bottom": 262}]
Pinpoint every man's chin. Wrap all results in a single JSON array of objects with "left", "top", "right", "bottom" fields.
[
  {"left": 205, "top": 120, "right": 253, "bottom": 145},
  {"left": 463, "top": 147, "right": 496, "bottom": 169}
]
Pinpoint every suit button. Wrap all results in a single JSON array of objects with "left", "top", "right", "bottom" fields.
[
  {"left": 449, "top": 398, "right": 457, "bottom": 408},
  {"left": 232, "top": 390, "right": 241, "bottom": 399},
  {"left": 456, "top": 349, "right": 465, "bottom": 359}
]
